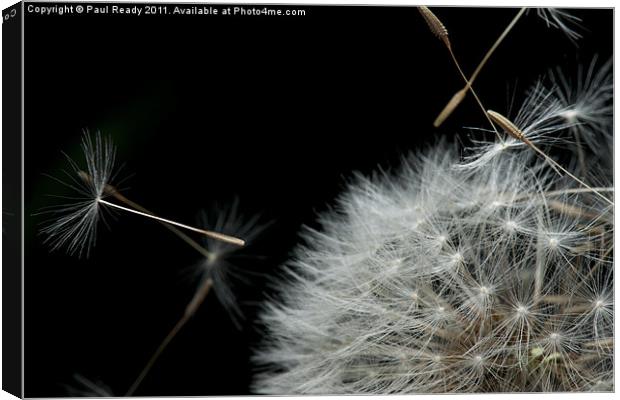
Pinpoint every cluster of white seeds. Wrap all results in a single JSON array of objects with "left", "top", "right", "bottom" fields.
[{"left": 253, "top": 61, "right": 613, "bottom": 393}]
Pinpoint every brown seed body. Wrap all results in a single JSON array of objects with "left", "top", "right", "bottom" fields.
[
  {"left": 418, "top": 6, "right": 451, "bottom": 49},
  {"left": 487, "top": 110, "right": 526, "bottom": 141},
  {"left": 434, "top": 88, "right": 467, "bottom": 127}
]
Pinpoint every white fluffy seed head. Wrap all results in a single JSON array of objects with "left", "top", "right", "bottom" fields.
[{"left": 253, "top": 116, "right": 612, "bottom": 393}]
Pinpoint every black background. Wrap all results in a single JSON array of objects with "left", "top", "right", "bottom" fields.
[{"left": 23, "top": 3, "right": 612, "bottom": 396}]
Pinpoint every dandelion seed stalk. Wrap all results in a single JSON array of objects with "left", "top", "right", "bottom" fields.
[
  {"left": 96, "top": 199, "right": 245, "bottom": 246},
  {"left": 94, "top": 176, "right": 213, "bottom": 258}
]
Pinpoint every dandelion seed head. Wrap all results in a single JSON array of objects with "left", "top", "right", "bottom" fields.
[
  {"left": 254, "top": 135, "right": 613, "bottom": 393},
  {"left": 254, "top": 51, "right": 612, "bottom": 396}
]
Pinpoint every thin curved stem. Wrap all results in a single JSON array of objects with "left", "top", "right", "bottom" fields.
[
  {"left": 446, "top": 47, "right": 501, "bottom": 140},
  {"left": 108, "top": 189, "right": 212, "bottom": 258},
  {"left": 468, "top": 8, "right": 526, "bottom": 86},
  {"left": 98, "top": 199, "right": 245, "bottom": 246},
  {"left": 78, "top": 171, "right": 241, "bottom": 251}
]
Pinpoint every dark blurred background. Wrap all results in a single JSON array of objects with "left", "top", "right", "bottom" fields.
[{"left": 22, "top": 3, "right": 612, "bottom": 396}]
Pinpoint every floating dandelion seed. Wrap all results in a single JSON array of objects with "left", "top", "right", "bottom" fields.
[
  {"left": 42, "top": 132, "right": 252, "bottom": 395},
  {"left": 39, "top": 131, "right": 245, "bottom": 258},
  {"left": 192, "top": 199, "right": 268, "bottom": 328},
  {"left": 125, "top": 200, "right": 268, "bottom": 396},
  {"left": 38, "top": 132, "right": 121, "bottom": 258}
]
